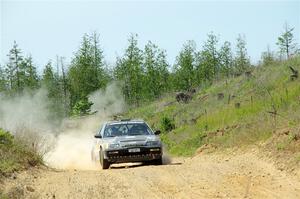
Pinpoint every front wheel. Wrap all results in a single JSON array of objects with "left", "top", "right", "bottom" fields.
[
  {"left": 152, "top": 157, "right": 163, "bottom": 165},
  {"left": 99, "top": 149, "right": 110, "bottom": 169}
]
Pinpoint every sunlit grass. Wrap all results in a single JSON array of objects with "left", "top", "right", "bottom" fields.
[{"left": 125, "top": 56, "right": 300, "bottom": 156}]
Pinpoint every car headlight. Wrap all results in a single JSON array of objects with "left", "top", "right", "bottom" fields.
[
  {"left": 109, "top": 143, "right": 120, "bottom": 149},
  {"left": 146, "top": 141, "right": 160, "bottom": 146}
]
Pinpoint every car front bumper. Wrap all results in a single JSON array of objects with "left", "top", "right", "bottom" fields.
[{"left": 105, "top": 147, "right": 162, "bottom": 163}]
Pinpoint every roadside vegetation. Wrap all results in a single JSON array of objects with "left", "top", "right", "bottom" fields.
[
  {"left": 0, "top": 128, "right": 43, "bottom": 177},
  {"left": 126, "top": 57, "right": 300, "bottom": 159}
]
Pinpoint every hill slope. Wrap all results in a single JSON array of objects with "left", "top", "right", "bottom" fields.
[{"left": 126, "top": 57, "right": 300, "bottom": 164}]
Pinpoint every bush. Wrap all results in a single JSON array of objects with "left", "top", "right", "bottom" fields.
[
  {"left": 0, "top": 128, "right": 43, "bottom": 177},
  {"left": 71, "top": 97, "right": 94, "bottom": 116},
  {"left": 160, "top": 116, "right": 175, "bottom": 132},
  {"left": 14, "top": 126, "right": 55, "bottom": 157},
  {"left": 0, "top": 129, "right": 13, "bottom": 145}
]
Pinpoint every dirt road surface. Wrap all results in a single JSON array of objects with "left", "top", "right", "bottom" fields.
[{"left": 2, "top": 150, "right": 300, "bottom": 199}]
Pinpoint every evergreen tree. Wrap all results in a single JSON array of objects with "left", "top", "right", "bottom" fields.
[
  {"left": 144, "top": 41, "right": 159, "bottom": 99},
  {"left": 261, "top": 46, "right": 275, "bottom": 66},
  {"left": 42, "top": 61, "right": 65, "bottom": 119},
  {"left": 59, "top": 57, "right": 70, "bottom": 117},
  {"left": 143, "top": 41, "right": 170, "bottom": 100},
  {"left": 277, "top": 23, "right": 298, "bottom": 59},
  {"left": 196, "top": 33, "right": 219, "bottom": 82},
  {"left": 6, "top": 41, "right": 23, "bottom": 92},
  {"left": 156, "top": 49, "right": 170, "bottom": 93},
  {"left": 22, "top": 56, "right": 39, "bottom": 89},
  {"left": 234, "top": 34, "right": 250, "bottom": 74},
  {"left": 4, "top": 42, "right": 40, "bottom": 94},
  {"left": 0, "top": 66, "right": 7, "bottom": 92},
  {"left": 68, "top": 32, "right": 108, "bottom": 113},
  {"left": 42, "top": 61, "right": 57, "bottom": 97},
  {"left": 174, "top": 40, "right": 196, "bottom": 90},
  {"left": 114, "top": 34, "right": 144, "bottom": 105},
  {"left": 219, "top": 41, "right": 233, "bottom": 77},
  {"left": 91, "top": 32, "right": 109, "bottom": 87}
]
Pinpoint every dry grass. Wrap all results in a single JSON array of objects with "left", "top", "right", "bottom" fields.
[
  {"left": 14, "top": 125, "right": 55, "bottom": 158},
  {"left": 0, "top": 127, "right": 47, "bottom": 177}
]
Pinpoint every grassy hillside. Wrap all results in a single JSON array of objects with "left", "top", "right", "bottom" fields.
[{"left": 126, "top": 57, "right": 300, "bottom": 160}]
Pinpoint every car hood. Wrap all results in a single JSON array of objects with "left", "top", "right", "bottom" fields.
[{"left": 103, "top": 135, "right": 159, "bottom": 148}]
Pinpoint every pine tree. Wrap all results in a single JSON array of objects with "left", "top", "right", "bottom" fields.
[
  {"left": 42, "top": 62, "right": 56, "bottom": 92},
  {"left": 234, "top": 34, "right": 250, "bottom": 74},
  {"left": 156, "top": 49, "right": 170, "bottom": 93},
  {"left": 6, "top": 41, "right": 23, "bottom": 92},
  {"left": 219, "top": 41, "right": 233, "bottom": 77},
  {"left": 144, "top": 41, "right": 159, "bottom": 99},
  {"left": 68, "top": 32, "right": 108, "bottom": 113},
  {"left": 4, "top": 42, "right": 40, "bottom": 94},
  {"left": 143, "top": 41, "right": 169, "bottom": 100},
  {"left": 0, "top": 66, "right": 7, "bottom": 92},
  {"left": 114, "top": 34, "right": 144, "bottom": 105},
  {"left": 22, "top": 56, "right": 39, "bottom": 89},
  {"left": 59, "top": 57, "right": 69, "bottom": 116},
  {"left": 42, "top": 61, "right": 65, "bottom": 119},
  {"left": 91, "top": 32, "right": 109, "bottom": 88},
  {"left": 261, "top": 46, "right": 275, "bottom": 66},
  {"left": 196, "top": 33, "right": 219, "bottom": 82},
  {"left": 277, "top": 23, "right": 298, "bottom": 59},
  {"left": 174, "top": 40, "right": 196, "bottom": 90}
]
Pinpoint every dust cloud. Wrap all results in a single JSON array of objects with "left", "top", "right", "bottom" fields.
[
  {"left": 46, "top": 83, "right": 126, "bottom": 170},
  {"left": 0, "top": 83, "right": 125, "bottom": 170},
  {"left": 0, "top": 89, "right": 54, "bottom": 133}
]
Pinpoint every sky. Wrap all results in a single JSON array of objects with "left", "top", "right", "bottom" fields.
[{"left": 1, "top": 0, "right": 300, "bottom": 72}]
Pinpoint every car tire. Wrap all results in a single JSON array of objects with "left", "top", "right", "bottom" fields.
[
  {"left": 100, "top": 149, "right": 110, "bottom": 169},
  {"left": 152, "top": 157, "right": 163, "bottom": 165}
]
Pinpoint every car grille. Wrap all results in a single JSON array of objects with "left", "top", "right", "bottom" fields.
[
  {"left": 120, "top": 140, "right": 145, "bottom": 147},
  {"left": 106, "top": 147, "right": 162, "bottom": 162},
  {"left": 122, "top": 143, "right": 144, "bottom": 147}
]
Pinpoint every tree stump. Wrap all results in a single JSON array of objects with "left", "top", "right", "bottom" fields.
[
  {"left": 176, "top": 92, "right": 192, "bottom": 103},
  {"left": 245, "top": 71, "right": 252, "bottom": 78},
  {"left": 235, "top": 102, "right": 241, "bottom": 108},
  {"left": 217, "top": 93, "right": 224, "bottom": 100},
  {"left": 289, "top": 66, "right": 298, "bottom": 80}
]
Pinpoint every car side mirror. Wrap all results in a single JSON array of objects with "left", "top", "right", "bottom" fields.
[
  {"left": 154, "top": 130, "right": 161, "bottom": 135},
  {"left": 94, "top": 134, "right": 102, "bottom": 139}
]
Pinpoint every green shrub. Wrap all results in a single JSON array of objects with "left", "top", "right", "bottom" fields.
[
  {"left": 0, "top": 129, "right": 13, "bottom": 145},
  {"left": 0, "top": 128, "right": 43, "bottom": 177},
  {"left": 160, "top": 116, "right": 175, "bottom": 132},
  {"left": 71, "top": 97, "right": 93, "bottom": 116}
]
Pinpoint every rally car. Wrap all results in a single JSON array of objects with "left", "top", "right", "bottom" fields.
[{"left": 91, "top": 119, "right": 163, "bottom": 169}]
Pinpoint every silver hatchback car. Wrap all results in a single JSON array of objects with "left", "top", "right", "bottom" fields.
[{"left": 91, "top": 119, "right": 163, "bottom": 169}]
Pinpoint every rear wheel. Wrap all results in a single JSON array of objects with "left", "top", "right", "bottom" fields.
[{"left": 100, "top": 149, "right": 110, "bottom": 169}]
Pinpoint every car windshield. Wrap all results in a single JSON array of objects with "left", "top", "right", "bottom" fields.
[{"left": 103, "top": 123, "right": 152, "bottom": 137}]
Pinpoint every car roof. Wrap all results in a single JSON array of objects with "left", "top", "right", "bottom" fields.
[{"left": 106, "top": 119, "right": 145, "bottom": 126}]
